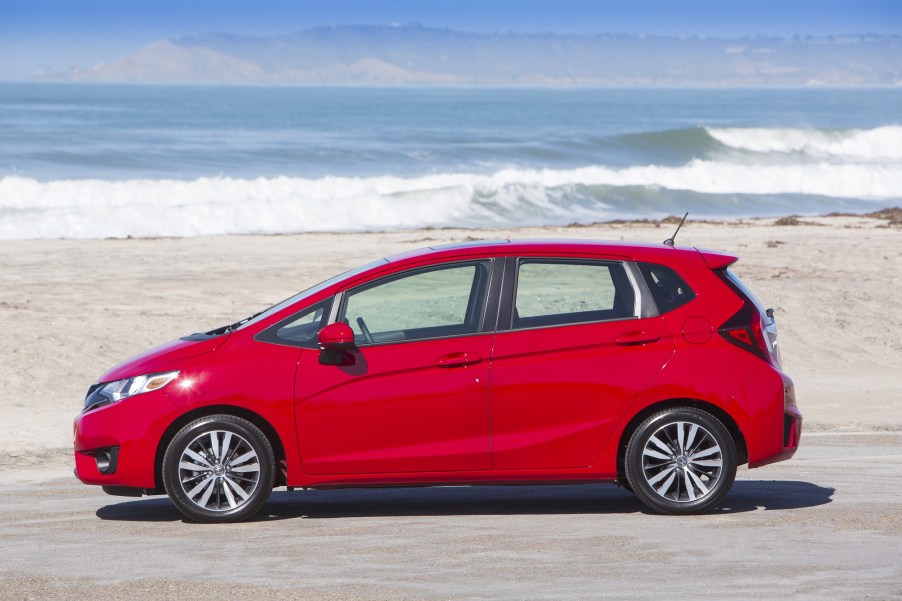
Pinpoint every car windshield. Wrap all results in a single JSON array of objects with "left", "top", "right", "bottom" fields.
[{"left": 210, "top": 258, "right": 389, "bottom": 335}]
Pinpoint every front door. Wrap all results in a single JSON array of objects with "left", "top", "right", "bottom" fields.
[{"left": 295, "top": 260, "right": 495, "bottom": 475}]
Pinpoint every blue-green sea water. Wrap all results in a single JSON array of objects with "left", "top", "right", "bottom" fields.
[{"left": 1, "top": 84, "right": 900, "bottom": 238}]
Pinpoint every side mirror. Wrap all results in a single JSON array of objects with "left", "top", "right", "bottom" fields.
[{"left": 317, "top": 322, "right": 356, "bottom": 350}]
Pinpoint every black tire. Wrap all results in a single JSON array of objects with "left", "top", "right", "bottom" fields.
[
  {"left": 616, "top": 477, "right": 634, "bottom": 494},
  {"left": 625, "top": 407, "right": 736, "bottom": 515},
  {"left": 163, "top": 414, "right": 275, "bottom": 523}
]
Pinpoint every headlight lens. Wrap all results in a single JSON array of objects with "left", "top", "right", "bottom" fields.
[{"left": 84, "top": 371, "right": 180, "bottom": 411}]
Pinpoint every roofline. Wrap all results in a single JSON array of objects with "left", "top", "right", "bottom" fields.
[{"left": 383, "top": 237, "right": 701, "bottom": 264}]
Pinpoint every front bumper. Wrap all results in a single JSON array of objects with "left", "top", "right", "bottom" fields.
[{"left": 73, "top": 389, "right": 178, "bottom": 489}]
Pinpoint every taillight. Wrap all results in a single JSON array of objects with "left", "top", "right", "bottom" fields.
[{"left": 718, "top": 302, "right": 771, "bottom": 363}]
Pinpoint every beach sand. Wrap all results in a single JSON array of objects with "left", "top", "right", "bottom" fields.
[{"left": 1, "top": 213, "right": 900, "bottom": 474}]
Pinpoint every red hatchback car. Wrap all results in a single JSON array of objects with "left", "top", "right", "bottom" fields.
[{"left": 74, "top": 239, "right": 801, "bottom": 522}]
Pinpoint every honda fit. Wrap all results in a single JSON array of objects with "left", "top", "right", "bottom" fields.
[{"left": 74, "top": 239, "right": 802, "bottom": 522}]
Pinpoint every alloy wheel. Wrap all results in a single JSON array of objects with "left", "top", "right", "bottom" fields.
[
  {"left": 177, "top": 429, "right": 261, "bottom": 512},
  {"left": 640, "top": 420, "right": 723, "bottom": 503}
]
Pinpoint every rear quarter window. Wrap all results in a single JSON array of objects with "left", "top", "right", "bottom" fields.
[{"left": 638, "top": 262, "right": 695, "bottom": 313}]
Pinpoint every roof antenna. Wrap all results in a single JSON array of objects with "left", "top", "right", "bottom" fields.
[{"left": 663, "top": 212, "right": 689, "bottom": 247}]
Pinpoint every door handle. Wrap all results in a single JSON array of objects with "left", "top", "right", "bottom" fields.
[
  {"left": 434, "top": 352, "right": 483, "bottom": 368},
  {"left": 615, "top": 331, "right": 662, "bottom": 346}
]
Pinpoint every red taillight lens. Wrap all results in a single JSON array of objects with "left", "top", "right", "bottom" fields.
[{"left": 718, "top": 302, "right": 770, "bottom": 362}]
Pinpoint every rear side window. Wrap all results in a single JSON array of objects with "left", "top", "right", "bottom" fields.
[
  {"left": 513, "top": 260, "right": 636, "bottom": 329},
  {"left": 638, "top": 262, "right": 695, "bottom": 313}
]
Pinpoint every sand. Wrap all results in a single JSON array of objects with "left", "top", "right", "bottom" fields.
[{"left": 1, "top": 213, "right": 900, "bottom": 473}]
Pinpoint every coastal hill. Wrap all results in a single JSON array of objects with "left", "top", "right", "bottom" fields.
[{"left": 41, "top": 25, "right": 902, "bottom": 86}]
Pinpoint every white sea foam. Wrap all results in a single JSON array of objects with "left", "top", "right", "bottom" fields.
[
  {"left": 1, "top": 159, "right": 900, "bottom": 239},
  {"left": 707, "top": 125, "right": 902, "bottom": 160}
]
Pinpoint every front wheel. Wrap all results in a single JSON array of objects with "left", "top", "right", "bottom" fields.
[
  {"left": 625, "top": 407, "right": 737, "bottom": 515},
  {"left": 162, "top": 414, "right": 275, "bottom": 523}
]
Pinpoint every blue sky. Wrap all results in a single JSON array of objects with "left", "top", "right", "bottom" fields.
[{"left": 1, "top": 0, "right": 900, "bottom": 80}]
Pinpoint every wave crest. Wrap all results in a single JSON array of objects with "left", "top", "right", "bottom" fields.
[{"left": 706, "top": 125, "right": 902, "bottom": 160}]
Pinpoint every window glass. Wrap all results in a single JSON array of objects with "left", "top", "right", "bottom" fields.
[
  {"left": 513, "top": 261, "right": 635, "bottom": 329},
  {"left": 638, "top": 263, "right": 695, "bottom": 313},
  {"left": 343, "top": 261, "right": 490, "bottom": 344},
  {"left": 274, "top": 300, "right": 331, "bottom": 344}
]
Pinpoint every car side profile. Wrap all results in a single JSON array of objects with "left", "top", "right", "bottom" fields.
[{"left": 74, "top": 239, "right": 802, "bottom": 522}]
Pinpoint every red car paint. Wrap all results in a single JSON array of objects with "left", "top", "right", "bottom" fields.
[{"left": 74, "top": 240, "right": 800, "bottom": 497}]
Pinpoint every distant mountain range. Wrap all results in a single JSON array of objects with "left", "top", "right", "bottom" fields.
[{"left": 41, "top": 25, "right": 902, "bottom": 86}]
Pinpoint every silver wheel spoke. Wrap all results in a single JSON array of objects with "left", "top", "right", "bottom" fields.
[
  {"left": 197, "top": 478, "right": 218, "bottom": 507},
  {"left": 643, "top": 448, "right": 671, "bottom": 461},
  {"left": 657, "top": 471, "right": 677, "bottom": 496},
  {"left": 221, "top": 479, "right": 238, "bottom": 508},
  {"left": 647, "top": 466, "right": 675, "bottom": 486},
  {"left": 648, "top": 435, "right": 671, "bottom": 455},
  {"left": 225, "top": 477, "right": 251, "bottom": 501},
  {"left": 184, "top": 448, "right": 211, "bottom": 467},
  {"left": 179, "top": 461, "right": 208, "bottom": 472},
  {"left": 209, "top": 432, "right": 220, "bottom": 460},
  {"left": 687, "top": 468, "right": 710, "bottom": 496},
  {"left": 690, "top": 445, "right": 720, "bottom": 460},
  {"left": 692, "top": 458, "right": 723, "bottom": 468},
  {"left": 676, "top": 422, "right": 686, "bottom": 453},
  {"left": 230, "top": 464, "right": 260, "bottom": 473},
  {"left": 230, "top": 450, "right": 256, "bottom": 467},
  {"left": 685, "top": 424, "right": 699, "bottom": 451},
  {"left": 684, "top": 471, "right": 696, "bottom": 501},
  {"left": 186, "top": 475, "right": 215, "bottom": 500},
  {"left": 220, "top": 432, "right": 233, "bottom": 463}
]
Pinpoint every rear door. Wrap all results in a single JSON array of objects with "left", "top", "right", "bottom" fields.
[{"left": 489, "top": 257, "right": 674, "bottom": 470}]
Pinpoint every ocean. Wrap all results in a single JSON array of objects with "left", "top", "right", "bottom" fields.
[{"left": 1, "top": 83, "right": 900, "bottom": 239}]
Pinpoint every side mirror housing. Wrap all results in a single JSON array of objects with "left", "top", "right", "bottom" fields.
[{"left": 318, "top": 322, "right": 356, "bottom": 350}]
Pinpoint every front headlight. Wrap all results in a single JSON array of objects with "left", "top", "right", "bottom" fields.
[{"left": 84, "top": 371, "right": 180, "bottom": 411}]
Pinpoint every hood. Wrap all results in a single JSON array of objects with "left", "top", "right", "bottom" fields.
[{"left": 98, "top": 333, "right": 230, "bottom": 382}]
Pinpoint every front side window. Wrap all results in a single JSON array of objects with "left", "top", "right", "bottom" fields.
[
  {"left": 257, "top": 298, "right": 332, "bottom": 348},
  {"left": 341, "top": 261, "right": 491, "bottom": 345},
  {"left": 512, "top": 260, "right": 636, "bottom": 329}
]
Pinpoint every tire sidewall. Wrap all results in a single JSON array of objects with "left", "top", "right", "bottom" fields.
[
  {"left": 626, "top": 408, "right": 737, "bottom": 515},
  {"left": 163, "top": 415, "right": 275, "bottom": 523}
]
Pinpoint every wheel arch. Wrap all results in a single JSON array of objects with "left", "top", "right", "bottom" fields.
[
  {"left": 152, "top": 404, "right": 288, "bottom": 493},
  {"left": 615, "top": 398, "right": 748, "bottom": 483}
]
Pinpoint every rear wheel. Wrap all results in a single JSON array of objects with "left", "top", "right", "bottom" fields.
[
  {"left": 625, "top": 407, "right": 736, "bottom": 515},
  {"left": 163, "top": 415, "right": 275, "bottom": 523}
]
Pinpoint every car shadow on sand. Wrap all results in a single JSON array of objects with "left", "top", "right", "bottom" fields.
[{"left": 96, "top": 480, "right": 833, "bottom": 522}]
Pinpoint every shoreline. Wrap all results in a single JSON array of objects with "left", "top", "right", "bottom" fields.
[{"left": 2, "top": 206, "right": 898, "bottom": 243}]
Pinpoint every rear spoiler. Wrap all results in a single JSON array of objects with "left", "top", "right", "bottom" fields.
[{"left": 696, "top": 248, "right": 739, "bottom": 270}]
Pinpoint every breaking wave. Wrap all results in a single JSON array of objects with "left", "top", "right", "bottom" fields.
[
  {"left": 2, "top": 157, "right": 900, "bottom": 239},
  {"left": 706, "top": 125, "right": 902, "bottom": 160}
]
